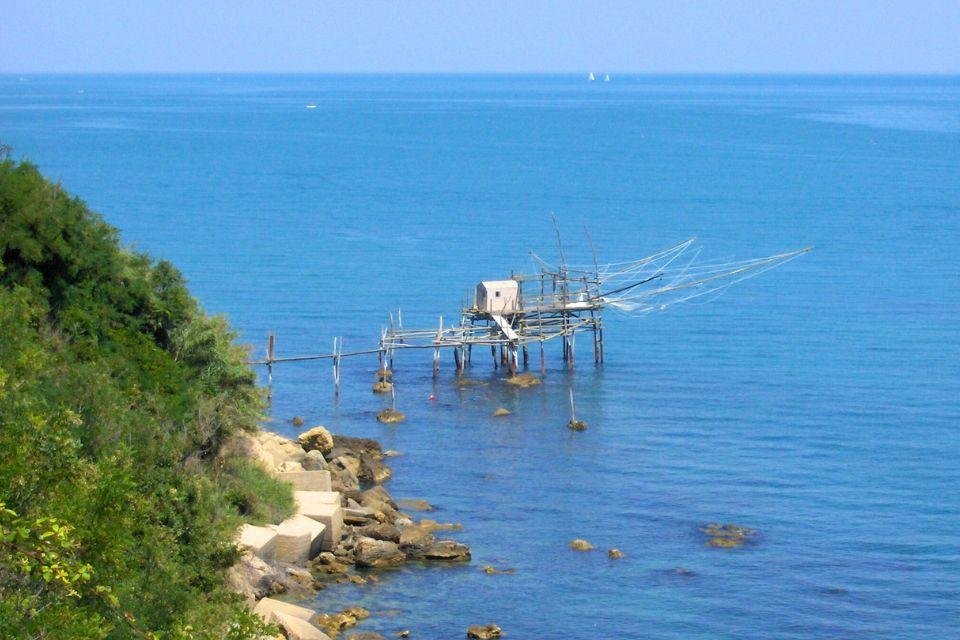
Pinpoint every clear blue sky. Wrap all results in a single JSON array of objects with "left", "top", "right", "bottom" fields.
[{"left": 3, "top": 0, "right": 958, "bottom": 74}]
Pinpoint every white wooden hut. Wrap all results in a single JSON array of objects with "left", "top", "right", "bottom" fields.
[{"left": 476, "top": 280, "right": 519, "bottom": 314}]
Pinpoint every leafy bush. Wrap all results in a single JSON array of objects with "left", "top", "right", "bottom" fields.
[{"left": 0, "top": 149, "right": 288, "bottom": 639}]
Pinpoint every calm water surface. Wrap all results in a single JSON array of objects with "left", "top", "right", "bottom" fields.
[{"left": 2, "top": 74, "right": 958, "bottom": 639}]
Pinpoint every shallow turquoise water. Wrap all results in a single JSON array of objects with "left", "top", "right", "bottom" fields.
[{"left": 2, "top": 74, "right": 958, "bottom": 639}]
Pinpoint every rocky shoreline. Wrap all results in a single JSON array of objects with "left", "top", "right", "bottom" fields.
[{"left": 224, "top": 426, "right": 471, "bottom": 639}]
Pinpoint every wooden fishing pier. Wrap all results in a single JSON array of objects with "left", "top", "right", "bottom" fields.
[{"left": 249, "top": 230, "right": 811, "bottom": 396}]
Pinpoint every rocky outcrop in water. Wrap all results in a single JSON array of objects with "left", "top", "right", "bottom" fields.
[
  {"left": 467, "top": 623, "right": 502, "bottom": 639},
  {"left": 700, "top": 522, "right": 758, "bottom": 548}
]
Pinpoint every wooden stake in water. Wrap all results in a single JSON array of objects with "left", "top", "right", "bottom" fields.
[
  {"left": 568, "top": 387, "right": 587, "bottom": 430},
  {"left": 266, "top": 332, "right": 276, "bottom": 386},
  {"left": 332, "top": 336, "right": 341, "bottom": 395}
]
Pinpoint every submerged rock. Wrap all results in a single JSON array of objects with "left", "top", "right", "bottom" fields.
[
  {"left": 567, "top": 419, "right": 588, "bottom": 431},
  {"left": 607, "top": 548, "right": 625, "bottom": 559},
  {"left": 569, "top": 538, "right": 594, "bottom": 551},
  {"left": 372, "top": 380, "right": 394, "bottom": 394},
  {"left": 700, "top": 522, "right": 758, "bottom": 548},
  {"left": 418, "top": 539, "right": 471, "bottom": 562},
  {"left": 482, "top": 565, "right": 516, "bottom": 575},
  {"left": 377, "top": 408, "right": 406, "bottom": 424},
  {"left": 467, "top": 623, "right": 502, "bottom": 639},
  {"left": 397, "top": 499, "right": 434, "bottom": 512},
  {"left": 315, "top": 606, "right": 369, "bottom": 636},
  {"left": 504, "top": 372, "right": 541, "bottom": 388},
  {"left": 292, "top": 415, "right": 305, "bottom": 427},
  {"left": 492, "top": 407, "right": 511, "bottom": 417},
  {"left": 417, "top": 518, "right": 462, "bottom": 532}
]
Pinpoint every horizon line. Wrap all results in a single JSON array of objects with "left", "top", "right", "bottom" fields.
[{"left": 3, "top": 71, "right": 960, "bottom": 77}]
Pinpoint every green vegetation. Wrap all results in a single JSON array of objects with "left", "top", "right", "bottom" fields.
[{"left": 0, "top": 147, "right": 291, "bottom": 639}]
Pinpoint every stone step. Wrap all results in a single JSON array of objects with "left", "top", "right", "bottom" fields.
[
  {"left": 236, "top": 523, "right": 277, "bottom": 561},
  {"left": 274, "top": 514, "right": 326, "bottom": 563},
  {"left": 295, "top": 491, "right": 344, "bottom": 552},
  {"left": 275, "top": 469, "right": 332, "bottom": 491}
]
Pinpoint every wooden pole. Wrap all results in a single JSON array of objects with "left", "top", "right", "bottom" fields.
[
  {"left": 569, "top": 331, "right": 575, "bottom": 372},
  {"left": 569, "top": 388, "right": 576, "bottom": 423},
  {"left": 266, "top": 332, "right": 275, "bottom": 386},
  {"left": 522, "top": 344, "right": 529, "bottom": 367},
  {"left": 599, "top": 319, "right": 605, "bottom": 363},
  {"left": 332, "top": 337, "right": 341, "bottom": 395},
  {"left": 540, "top": 339, "right": 546, "bottom": 376}
]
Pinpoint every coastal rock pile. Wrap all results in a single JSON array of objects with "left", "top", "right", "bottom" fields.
[{"left": 229, "top": 426, "right": 472, "bottom": 635}]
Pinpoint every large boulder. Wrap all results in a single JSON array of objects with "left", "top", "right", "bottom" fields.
[
  {"left": 354, "top": 537, "right": 406, "bottom": 568},
  {"left": 225, "top": 429, "right": 307, "bottom": 472},
  {"left": 360, "top": 498, "right": 399, "bottom": 524},
  {"left": 302, "top": 449, "right": 329, "bottom": 471},
  {"left": 358, "top": 456, "right": 393, "bottom": 485},
  {"left": 360, "top": 486, "right": 396, "bottom": 509},
  {"left": 329, "top": 464, "right": 361, "bottom": 496},
  {"left": 298, "top": 426, "right": 335, "bottom": 456},
  {"left": 332, "top": 435, "right": 383, "bottom": 459},
  {"left": 331, "top": 455, "right": 362, "bottom": 478},
  {"left": 423, "top": 539, "right": 471, "bottom": 561},
  {"left": 399, "top": 526, "right": 470, "bottom": 561},
  {"left": 398, "top": 524, "right": 435, "bottom": 557},
  {"left": 353, "top": 523, "right": 401, "bottom": 543},
  {"left": 225, "top": 552, "right": 283, "bottom": 604}
]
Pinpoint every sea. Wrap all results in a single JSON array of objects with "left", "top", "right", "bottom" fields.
[{"left": 1, "top": 74, "right": 958, "bottom": 639}]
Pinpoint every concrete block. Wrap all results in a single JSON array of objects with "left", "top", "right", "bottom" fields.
[
  {"left": 236, "top": 524, "right": 277, "bottom": 561},
  {"left": 274, "top": 515, "right": 326, "bottom": 563},
  {"left": 253, "top": 597, "right": 316, "bottom": 622},
  {"left": 275, "top": 470, "right": 332, "bottom": 491},
  {"left": 272, "top": 612, "right": 332, "bottom": 640},
  {"left": 295, "top": 491, "right": 344, "bottom": 551}
]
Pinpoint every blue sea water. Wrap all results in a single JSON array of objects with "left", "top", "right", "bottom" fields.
[{"left": 1, "top": 74, "right": 958, "bottom": 639}]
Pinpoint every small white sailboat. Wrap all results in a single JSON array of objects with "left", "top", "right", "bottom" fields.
[
  {"left": 604, "top": 74, "right": 611, "bottom": 82},
  {"left": 306, "top": 104, "right": 317, "bottom": 109},
  {"left": 588, "top": 72, "right": 596, "bottom": 82}
]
